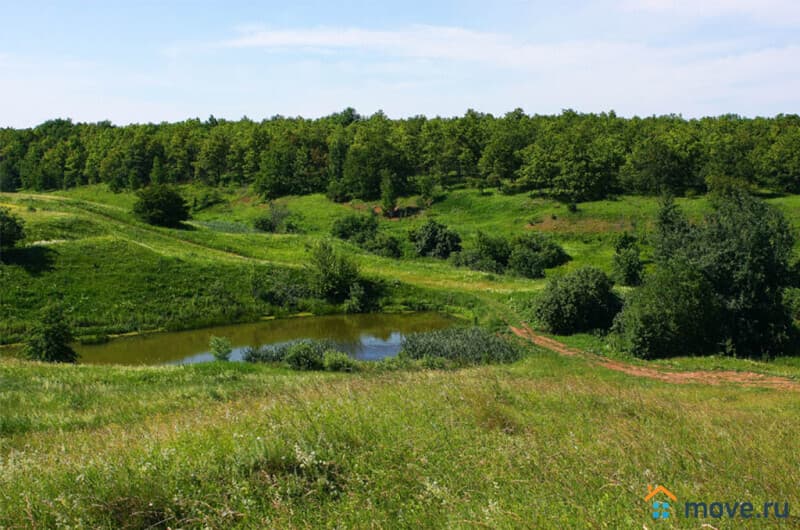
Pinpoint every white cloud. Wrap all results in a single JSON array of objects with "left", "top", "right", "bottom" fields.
[
  {"left": 2, "top": 21, "right": 799, "bottom": 126},
  {"left": 211, "top": 24, "right": 800, "bottom": 118},
  {"left": 619, "top": 0, "right": 800, "bottom": 25}
]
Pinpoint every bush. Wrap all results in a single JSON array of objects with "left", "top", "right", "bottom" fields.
[
  {"left": 243, "top": 343, "right": 294, "bottom": 363},
  {"left": 507, "top": 246, "right": 544, "bottom": 278},
  {"left": 23, "top": 304, "right": 78, "bottom": 363},
  {"left": 612, "top": 247, "right": 643, "bottom": 286},
  {"left": 611, "top": 232, "right": 643, "bottom": 286},
  {"left": 508, "top": 233, "right": 570, "bottom": 278},
  {"left": 409, "top": 219, "right": 462, "bottom": 259},
  {"left": 307, "top": 240, "right": 361, "bottom": 303},
  {"left": 132, "top": 185, "right": 190, "bottom": 227},
  {"left": 343, "top": 282, "right": 367, "bottom": 313},
  {"left": 533, "top": 267, "right": 621, "bottom": 334},
  {"left": 0, "top": 207, "right": 25, "bottom": 249},
  {"left": 191, "top": 189, "right": 223, "bottom": 212},
  {"left": 613, "top": 263, "right": 722, "bottom": 359},
  {"left": 323, "top": 350, "right": 360, "bottom": 372},
  {"left": 331, "top": 214, "right": 378, "bottom": 244},
  {"left": 209, "top": 335, "right": 233, "bottom": 361},
  {"left": 456, "top": 231, "right": 569, "bottom": 277},
  {"left": 254, "top": 201, "right": 293, "bottom": 233},
  {"left": 244, "top": 339, "right": 343, "bottom": 369},
  {"left": 400, "top": 327, "right": 520, "bottom": 366},
  {"left": 284, "top": 341, "right": 325, "bottom": 370},
  {"left": 453, "top": 249, "right": 506, "bottom": 274},
  {"left": 363, "top": 232, "right": 402, "bottom": 258}
]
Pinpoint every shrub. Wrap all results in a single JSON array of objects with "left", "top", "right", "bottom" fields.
[
  {"left": 474, "top": 231, "right": 511, "bottom": 267},
  {"left": 0, "top": 207, "right": 25, "bottom": 249},
  {"left": 254, "top": 201, "right": 292, "bottom": 233},
  {"left": 23, "top": 304, "right": 78, "bottom": 363},
  {"left": 284, "top": 341, "right": 325, "bottom": 370},
  {"left": 323, "top": 350, "right": 360, "bottom": 372},
  {"left": 343, "top": 282, "right": 366, "bottom": 313},
  {"left": 307, "top": 240, "right": 361, "bottom": 303},
  {"left": 456, "top": 231, "right": 569, "bottom": 277},
  {"left": 132, "top": 185, "right": 190, "bottom": 227},
  {"left": 453, "top": 249, "right": 506, "bottom": 274},
  {"left": 533, "top": 267, "right": 621, "bottom": 334},
  {"left": 363, "top": 233, "right": 402, "bottom": 258},
  {"left": 414, "top": 174, "right": 437, "bottom": 207},
  {"left": 400, "top": 327, "right": 520, "bottom": 366},
  {"left": 243, "top": 343, "right": 292, "bottom": 363},
  {"left": 191, "top": 189, "right": 223, "bottom": 212},
  {"left": 380, "top": 170, "right": 399, "bottom": 217},
  {"left": 244, "top": 339, "right": 337, "bottom": 368},
  {"left": 508, "top": 233, "right": 570, "bottom": 278},
  {"left": 507, "top": 246, "right": 544, "bottom": 278},
  {"left": 253, "top": 214, "right": 276, "bottom": 233},
  {"left": 611, "top": 232, "right": 643, "bottom": 286},
  {"left": 209, "top": 335, "right": 233, "bottom": 361},
  {"left": 613, "top": 263, "right": 722, "bottom": 359},
  {"left": 612, "top": 247, "right": 643, "bottom": 286},
  {"left": 331, "top": 214, "right": 378, "bottom": 245},
  {"left": 409, "top": 220, "right": 462, "bottom": 259}
]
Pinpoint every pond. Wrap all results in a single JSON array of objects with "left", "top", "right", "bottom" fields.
[{"left": 74, "top": 312, "right": 455, "bottom": 365}]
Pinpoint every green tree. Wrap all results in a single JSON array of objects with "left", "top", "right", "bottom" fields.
[
  {"left": 619, "top": 128, "right": 701, "bottom": 195},
  {"left": 380, "top": 169, "right": 399, "bottom": 217},
  {"left": 624, "top": 191, "right": 794, "bottom": 358},
  {"left": 306, "top": 240, "right": 361, "bottom": 302},
  {"left": 132, "top": 185, "right": 190, "bottom": 227},
  {"left": 0, "top": 207, "right": 25, "bottom": 250},
  {"left": 23, "top": 304, "right": 78, "bottom": 363},
  {"left": 209, "top": 336, "right": 233, "bottom": 361},
  {"left": 149, "top": 156, "right": 167, "bottom": 185},
  {"left": 611, "top": 232, "right": 643, "bottom": 286},
  {"left": 614, "top": 262, "right": 722, "bottom": 359},
  {"left": 651, "top": 195, "right": 695, "bottom": 264},
  {"left": 409, "top": 220, "right": 462, "bottom": 259},
  {"left": 533, "top": 267, "right": 621, "bottom": 334}
]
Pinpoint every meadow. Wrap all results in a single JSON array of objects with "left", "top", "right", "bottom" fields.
[{"left": 2, "top": 185, "right": 800, "bottom": 527}]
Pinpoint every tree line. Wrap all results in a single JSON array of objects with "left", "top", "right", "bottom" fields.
[{"left": 2, "top": 109, "right": 799, "bottom": 202}]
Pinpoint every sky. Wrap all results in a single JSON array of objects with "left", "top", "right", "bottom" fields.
[{"left": 1, "top": 0, "right": 799, "bottom": 127}]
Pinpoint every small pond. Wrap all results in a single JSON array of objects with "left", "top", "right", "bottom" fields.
[{"left": 75, "top": 312, "right": 455, "bottom": 365}]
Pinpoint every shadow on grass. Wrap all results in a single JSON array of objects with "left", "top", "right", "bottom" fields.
[{"left": 0, "top": 246, "right": 57, "bottom": 275}]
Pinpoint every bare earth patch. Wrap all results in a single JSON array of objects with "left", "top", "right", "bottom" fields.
[{"left": 510, "top": 324, "right": 800, "bottom": 391}]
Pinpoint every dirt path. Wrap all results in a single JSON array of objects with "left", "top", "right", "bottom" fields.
[{"left": 510, "top": 324, "right": 800, "bottom": 391}]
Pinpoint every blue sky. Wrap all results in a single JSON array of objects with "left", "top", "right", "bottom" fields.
[{"left": 1, "top": 0, "right": 799, "bottom": 126}]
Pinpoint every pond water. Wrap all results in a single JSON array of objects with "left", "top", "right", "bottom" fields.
[{"left": 75, "top": 312, "right": 455, "bottom": 365}]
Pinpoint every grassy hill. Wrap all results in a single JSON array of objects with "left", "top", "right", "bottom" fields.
[
  {"left": 8, "top": 184, "right": 796, "bottom": 343},
  {"left": 2, "top": 349, "right": 799, "bottom": 528},
  {"left": 3, "top": 185, "right": 800, "bottom": 527}
]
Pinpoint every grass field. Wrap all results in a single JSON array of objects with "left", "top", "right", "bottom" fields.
[
  {"left": 4, "top": 184, "right": 779, "bottom": 343},
  {"left": 3, "top": 185, "right": 800, "bottom": 527},
  {"left": 2, "top": 349, "right": 799, "bottom": 528}
]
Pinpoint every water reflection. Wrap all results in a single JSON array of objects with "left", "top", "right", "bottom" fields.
[{"left": 75, "top": 312, "right": 454, "bottom": 365}]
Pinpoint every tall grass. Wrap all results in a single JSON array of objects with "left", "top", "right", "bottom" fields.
[{"left": 1, "top": 351, "right": 798, "bottom": 528}]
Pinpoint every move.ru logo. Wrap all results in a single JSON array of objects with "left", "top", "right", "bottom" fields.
[
  {"left": 645, "top": 485, "right": 677, "bottom": 520},
  {"left": 644, "top": 484, "right": 790, "bottom": 521}
]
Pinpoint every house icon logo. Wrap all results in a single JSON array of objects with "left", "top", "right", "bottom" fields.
[{"left": 645, "top": 484, "right": 677, "bottom": 520}]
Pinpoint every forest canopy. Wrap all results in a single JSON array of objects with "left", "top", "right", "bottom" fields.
[{"left": 2, "top": 109, "right": 799, "bottom": 201}]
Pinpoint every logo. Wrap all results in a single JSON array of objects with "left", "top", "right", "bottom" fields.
[
  {"left": 643, "top": 484, "right": 790, "bottom": 521},
  {"left": 645, "top": 484, "right": 677, "bottom": 520}
]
